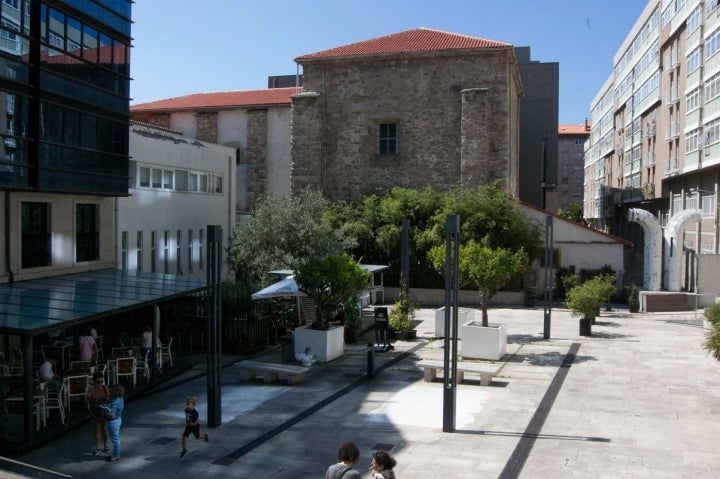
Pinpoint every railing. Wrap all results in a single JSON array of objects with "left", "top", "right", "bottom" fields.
[{"left": 0, "top": 456, "right": 72, "bottom": 478}]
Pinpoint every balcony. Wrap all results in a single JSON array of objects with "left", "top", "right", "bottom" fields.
[
  {"left": 664, "top": 122, "right": 680, "bottom": 141},
  {"left": 665, "top": 157, "right": 679, "bottom": 175}
]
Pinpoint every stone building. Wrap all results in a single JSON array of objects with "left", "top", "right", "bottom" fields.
[
  {"left": 130, "top": 88, "right": 294, "bottom": 213},
  {"left": 292, "top": 28, "right": 523, "bottom": 201}
]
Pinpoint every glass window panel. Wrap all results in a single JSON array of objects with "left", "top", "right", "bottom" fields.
[
  {"left": 163, "top": 169, "right": 173, "bottom": 189},
  {"left": 76, "top": 203, "right": 99, "bottom": 262},
  {"left": 139, "top": 166, "right": 149, "bottom": 187},
  {"left": 199, "top": 174, "right": 208, "bottom": 192},
  {"left": 81, "top": 112, "right": 96, "bottom": 149},
  {"left": 66, "top": 17, "right": 81, "bottom": 54},
  {"left": 189, "top": 173, "right": 198, "bottom": 192},
  {"left": 175, "top": 169, "right": 188, "bottom": 191},
  {"left": 82, "top": 25, "right": 97, "bottom": 62},
  {"left": 151, "top": 169, "right": 161, "bottom": 188},
  {"left": 63, "top": 108, "right": 79, "bottom": 146},
  {"left": 21, "top": 201, "right": 51, "bottom": 268}
]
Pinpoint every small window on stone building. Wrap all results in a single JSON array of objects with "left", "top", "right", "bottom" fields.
[{"left": 377, "top": 123, "right": 399, "bottom": 155}]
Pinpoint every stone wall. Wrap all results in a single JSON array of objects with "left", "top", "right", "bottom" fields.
[
  {"left": 196, "top": 112, "right": 218, "bottom": 144},
  {"left": 293, "top": 51, "right": 519, "bottom": 201},
  {"left": 245, "top": 110, "right": 268, "bottom": 211}
]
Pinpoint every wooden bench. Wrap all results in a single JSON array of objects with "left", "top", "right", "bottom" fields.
[
  {"left": 235, "top": 360, "right": 309, "bottom": 385},
  {"left": 417, "top": 360, "right": 500, "bottom": 386}
]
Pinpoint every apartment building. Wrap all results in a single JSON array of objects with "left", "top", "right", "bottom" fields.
[
  {"left": 556, "top": 121, "right": 591, "bottom": 211},
  {"left": 585, "top": 0, "right": 720, "bottom": 298}
]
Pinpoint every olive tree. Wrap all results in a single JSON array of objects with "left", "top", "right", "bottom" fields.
[
  {"left": 228, "top": 188, "right": 352, "bottom": 282},
  {"left": 295, "top": 254, "right": 370, "bottom": 330}
]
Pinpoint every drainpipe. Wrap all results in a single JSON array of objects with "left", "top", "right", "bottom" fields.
[
  {"left": 627, "top": 208, "right": 661, "bottom": 291},
  {"left": 664, "top": 208, "right": 701, "bottom": 291},
  {"left": 5, "top": 190, "right": 13, "bottom": 283}
]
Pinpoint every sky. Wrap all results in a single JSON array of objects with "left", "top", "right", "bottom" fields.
[{"left": 130, "top": 0, "right": 650, "bottom": 125}]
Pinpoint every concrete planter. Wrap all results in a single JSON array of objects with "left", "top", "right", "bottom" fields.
[
  {"left": 434, "top": 307, "right": 476, "bottom": 338},
  {"left": 294, "top": 324, "right": 344, "bottom": 363},
  {"left": 461, "top": 321, "right": 507, "bottom": 361}
]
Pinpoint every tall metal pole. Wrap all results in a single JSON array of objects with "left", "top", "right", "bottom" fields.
[
  {"left": 206, "top": 225, "right": 222, "bottom": 427},
  {"left": 543, "top": 215, "right": 554, "bottom": 339},
  {"left": 401, "top": 218, "right": 410, "bottom": 285},
  {"left": 443, "top": 215, "right": 460, "bottom": 432}
]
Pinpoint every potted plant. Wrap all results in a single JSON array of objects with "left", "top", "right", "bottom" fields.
[
  {"left": 626, "top": 284, "right": 640, "bottom": 313},
  {"left": 566, "top": 281, "right": 602, "bottom": 336},
  {"left": 294, "top": 254, "right": 370, "bottom": 362},
  {"left": 388, "top": 281, "right": 418, "bottom": 340},
  {"left": 703, "top": 302, "right": 720, "bottom": 360}
]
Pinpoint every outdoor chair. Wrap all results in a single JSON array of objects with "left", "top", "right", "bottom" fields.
[
  {"left": 64, "top": 375, "right": 89, "bottom": 412},
  {"left": 136, "top": 349, "right": 150, "bottom": 382},
  {"left": 115, "top": 356, "right": 136, "bottom": 387},
  {"left": 45, "top": 382, "right": 66, "bottom": 425},
  {"left": 159, "top": 337, "right": 173, "bottom": 368}
]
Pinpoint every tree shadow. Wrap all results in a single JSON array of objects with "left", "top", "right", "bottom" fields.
[{"left": 505, "top": 350, "right": 597, "bottom": 366}]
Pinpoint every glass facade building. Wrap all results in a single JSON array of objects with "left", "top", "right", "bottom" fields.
[{"left": 0, "top": 0, "right": 131, "bottom": 196}]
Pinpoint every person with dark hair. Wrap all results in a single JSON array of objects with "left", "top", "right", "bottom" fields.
[
  {"left": 86, "top": 372, "right": 109, "bottom": 455},
  {"left": 325, "top": 441, "right": 361, "bottom": 479},
  {"left": 370, "top": 450, "right": 397, "bottom": 479},
  {"left": 105, "top": 384, "right": 124, "bottom": 462},
  {"left": 329, "top": 303, "right": 346, "bottom": 326}
]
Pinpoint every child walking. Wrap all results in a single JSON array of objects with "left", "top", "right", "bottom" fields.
[{"left": 180, "top": 396, "right": 208, "bottom": 457}]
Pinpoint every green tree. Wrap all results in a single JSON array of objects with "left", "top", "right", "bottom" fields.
[
  {"left": 228, "top": 188, "right": 352, "bottom": 282},
  {"left": 429, "top": 242, "right": 529, "bottom": 326},
  {"left": 295, "top": 254, "right": 370, "bottom": 330},
  {"left": 556, "top": 202, "right": 587, "bottom": 225}
]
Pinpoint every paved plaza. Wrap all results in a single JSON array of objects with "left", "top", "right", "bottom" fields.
[{"left": 10, "top": 306, "right": 720, "bottom": 478}]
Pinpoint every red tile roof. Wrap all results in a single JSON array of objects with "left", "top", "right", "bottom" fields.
[
  {"left": 295, "top": 27, "right": 511, "bottom": 62},
  {"left": 130, "top": 87, "right": 295, "bottom": 112},
  {"left": 558, "top": 124, "right": 591, "bottom": 135}
]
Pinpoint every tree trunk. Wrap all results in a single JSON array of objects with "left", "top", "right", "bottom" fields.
[{"left": 481, "top": 295, "right": 489, "bottom": 327}]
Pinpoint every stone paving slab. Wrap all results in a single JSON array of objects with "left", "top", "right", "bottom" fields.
[{"left": 9, "top": 306, "right": 720, "bottom": 478}]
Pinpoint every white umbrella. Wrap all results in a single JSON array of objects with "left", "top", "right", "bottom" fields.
[{"left": 251, "top": 276, "right": 305, "bottom": 300}]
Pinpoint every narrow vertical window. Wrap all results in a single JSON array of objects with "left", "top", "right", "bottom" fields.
[
  {"left": 150, "top": 231, "right": 157, "bottom": 273},
  {"left": 176, "top": 229, "right": 182, "bottom": 274},
  {"left": 21, "top": 202, "right": 51, "bottom": 268},
  {"left": 163, "top": 230, "right": 169, "bottom": 274},
  {"left": 136, "top": 231, "right": 143, "bottom": 272},
  {"left": 199, "top": 228, "right": 204, "bottom": 270},
  {"left": 187, "top": 229, "right": 193, "bottom": 273},
  {"left": 120, "top": 231, "right": 128, "bottom": 270},
  {"left": 76, "top": 203, "right": 99, "bottom": 262}
]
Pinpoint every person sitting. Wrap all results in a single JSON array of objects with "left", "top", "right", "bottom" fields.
[
  {"left": 329, "top": 303, "right": 345, "bottom": 326},
  {"left": 38, "top": 357, "right": 62, "bottom": 390}
]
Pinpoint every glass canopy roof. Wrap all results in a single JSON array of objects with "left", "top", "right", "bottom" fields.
[{"left": 0, "top": 269, "right": 206, "bottom": 335}]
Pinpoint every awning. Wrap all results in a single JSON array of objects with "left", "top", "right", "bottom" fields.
[
  {"left": 0, "top": 268, "right": 207, "bottom": 335},
  {"left": 251, "top": 276, "right": 305, "bottom": 300}
]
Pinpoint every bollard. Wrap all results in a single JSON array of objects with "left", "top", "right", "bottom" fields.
[{"left": 366, "top": 342, "right": 374, "bottom": 378}]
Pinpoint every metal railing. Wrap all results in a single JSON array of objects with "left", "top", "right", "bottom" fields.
[{"left": 0, "top": 456, "right": 72, "bottom": 478}]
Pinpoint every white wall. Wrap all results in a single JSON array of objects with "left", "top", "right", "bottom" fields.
[
  {"left": 0, "top": 192, "right": 115, "bottom": 283},
  {"left": 266, "top": 108, "right": 292, "bottom": 196},
  {"left": 119, "top": 124, "right": 237, "bottom": 280}
]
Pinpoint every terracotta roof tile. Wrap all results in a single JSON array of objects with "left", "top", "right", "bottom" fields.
[
  {"left": 130, "top": 87, "right": 295, "bottom": 112},
  {"left": 295, "top": 27, "right": 511, "bottom": 61},
  {"left": 558, "top": 124, "right": 591, "bottom": 135}
]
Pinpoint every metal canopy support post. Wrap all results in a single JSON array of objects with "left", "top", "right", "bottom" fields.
[
  {"left": 543, "top": 215, "right": 554, "bottom": 340},
  {"left": 443, "top": 214, "right": 460, "bottom": 433},
  {"left": 206, "top": 225, "right": 222, "bottom": 428}
]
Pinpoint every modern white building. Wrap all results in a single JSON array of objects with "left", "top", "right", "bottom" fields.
[
  {"left": 585, "top": 0, "right": 720, "bottom": 305},
  {"left": 118, "top": 122, "right": 237, "bottom": 280}
]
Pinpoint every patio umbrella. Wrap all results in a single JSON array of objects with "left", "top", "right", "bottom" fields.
[
  {"left": 251, "top": 276, "right": 305, "bottom": 300},
  {"left": 252, "top": 276, "right": 306, "bottom": 334}
]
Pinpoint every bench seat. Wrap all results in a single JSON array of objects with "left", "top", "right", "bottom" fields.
[
  {"left": 235, "top": 360, "right": 309, "bottom": 385},
  {"left": 416, "top": 359, "right": 500, "bottom": 386}
]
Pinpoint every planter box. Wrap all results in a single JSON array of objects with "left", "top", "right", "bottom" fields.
[
  {"left": 294, "top": 324, "right": 344, "bottom": 363},
  {"left": 434, "top": 307, "right": 475, "bottom": 338},
  {"left": 461, "top": 321, "right": 506, "bottom": 361}
]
